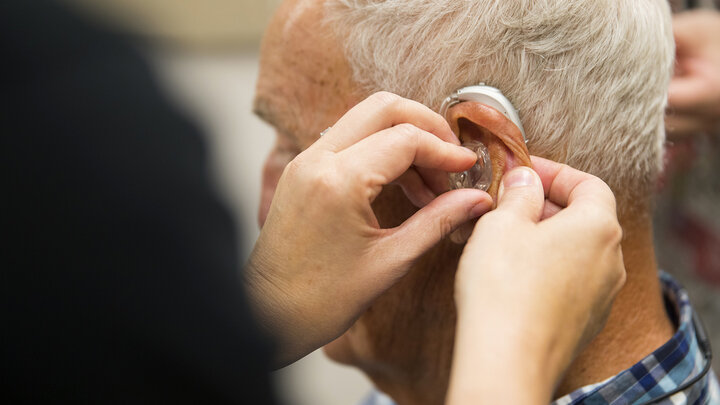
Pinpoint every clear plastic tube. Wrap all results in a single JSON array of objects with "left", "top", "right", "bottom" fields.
[{"left": 449, "top": 140, "right": 492, "bottom": 191}]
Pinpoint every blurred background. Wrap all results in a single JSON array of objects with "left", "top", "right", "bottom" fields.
[
  {"left": 58, "top": 0, "right": 372, "bottom": 404},
  {"left": 58, "top": 0, "right": 719, "bottom": 402}
]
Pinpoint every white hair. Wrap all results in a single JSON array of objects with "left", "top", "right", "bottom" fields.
[{"left": 325, "top": 0, "right": 674, "bottom": 210}]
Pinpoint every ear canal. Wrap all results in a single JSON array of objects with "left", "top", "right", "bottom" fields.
[{"left": 446, "top": 102, "right": 532, "bottom": 202}]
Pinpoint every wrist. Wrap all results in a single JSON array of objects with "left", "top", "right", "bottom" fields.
[
  {"left": 244, "top": 250, "right": 308, "bottom": 367},
  {"left": 449, "top": 301, "right": 568, "bottom": 403}
]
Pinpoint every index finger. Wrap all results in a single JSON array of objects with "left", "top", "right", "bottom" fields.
[
  {"left": 530, "top": 156, "right": 617, "bottom": 214},
  {"left": 316, "top": 92, "right": 458, "bottom": 152},
  {"left": 339, "top": 123, "right": 477, "bottom": 186}
]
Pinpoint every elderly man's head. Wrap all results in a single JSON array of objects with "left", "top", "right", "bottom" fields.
[{"left": 255, "top": 0, "right": 674, "bottom": 403}]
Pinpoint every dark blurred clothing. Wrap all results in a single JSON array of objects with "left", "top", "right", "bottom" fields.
[{"left": 1, "top": 0, "right": 275, "bottom": 403}]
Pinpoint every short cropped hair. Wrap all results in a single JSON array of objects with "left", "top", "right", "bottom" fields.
[{"left": 326, "top": 0, "right": 674, "bottom": 211}]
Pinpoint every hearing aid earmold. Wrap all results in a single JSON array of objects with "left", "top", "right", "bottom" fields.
[
  {"left": 440, "top": 84, "right": 526, "bottom": 192},
  {"left": 449, "top": 140, "right": 492, "bottom": 191}
]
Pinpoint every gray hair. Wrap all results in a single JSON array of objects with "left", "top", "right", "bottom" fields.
[{"left": 325, "top": 0, "right": 674, "bottom": 210}]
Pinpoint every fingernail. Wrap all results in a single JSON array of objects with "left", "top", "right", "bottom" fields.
[
  {"left": 448, "top": 129, "right": 461, "bottom": 145},
  {"left": 461, "top": 146, "right": 478, "bottom": 160},
  {"left": 503, "top": 167, "right": 536, "bottom": 189},
  {"left": 470, "top": 200, "right": 492, "bottom": 217},
  {"left": 497, "top": 167, "right": 537, "bottom": 201}
]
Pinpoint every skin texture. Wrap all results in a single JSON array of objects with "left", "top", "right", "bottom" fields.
[
  {"left": 255, "top": 0, "right": 674, "bottom": 402},
  {"left": 254, "top": 0, "right": 362, "bottom": 230}
]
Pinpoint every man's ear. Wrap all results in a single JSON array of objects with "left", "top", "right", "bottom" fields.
[
  {"left": 446, "top": 102, "right": 532, "bottom": 201},
  {"left": 445, "top": 102, "right": 532, "bottom": 245}
]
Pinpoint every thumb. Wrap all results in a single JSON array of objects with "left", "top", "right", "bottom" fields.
[
  {"left": 383, "top": 189, "right": 493, "bottom": 264},
  {"left": 495, "top": 167, "right": 545, "bottom": 222}
]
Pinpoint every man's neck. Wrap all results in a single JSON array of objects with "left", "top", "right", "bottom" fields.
[{"left": 555, "top": 212, "right": 675, "bottom": 397}]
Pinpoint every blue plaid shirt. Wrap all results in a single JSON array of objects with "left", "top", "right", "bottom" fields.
[{"left": 362, "top": 272, "right": 719, "bottom": 405}]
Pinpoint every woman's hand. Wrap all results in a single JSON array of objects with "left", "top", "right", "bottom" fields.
[
  {"left": 448, "top": 157, "right": 626, "bottom": 405},
  {"left": 245, "top": 92, "right": 493, "bottom": 367},
  {"left": 666, "top": 10, "right": 720, "bottom": 139}
]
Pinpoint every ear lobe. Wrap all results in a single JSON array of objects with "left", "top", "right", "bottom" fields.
[{"left": 446, "top": 102, "right": 532, "bottom": 201}]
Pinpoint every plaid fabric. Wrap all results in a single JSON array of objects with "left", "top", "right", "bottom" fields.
[
  {"left": 552, "top": 272, "right": 719, "bottom": 405},
  {"left": 362, "top": 273, "right": 719, "bottom": 405}
]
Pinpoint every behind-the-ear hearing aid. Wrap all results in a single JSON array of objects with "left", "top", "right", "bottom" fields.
[{"left": 439, "top": 84, "right": 526, "bottom": 191}]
